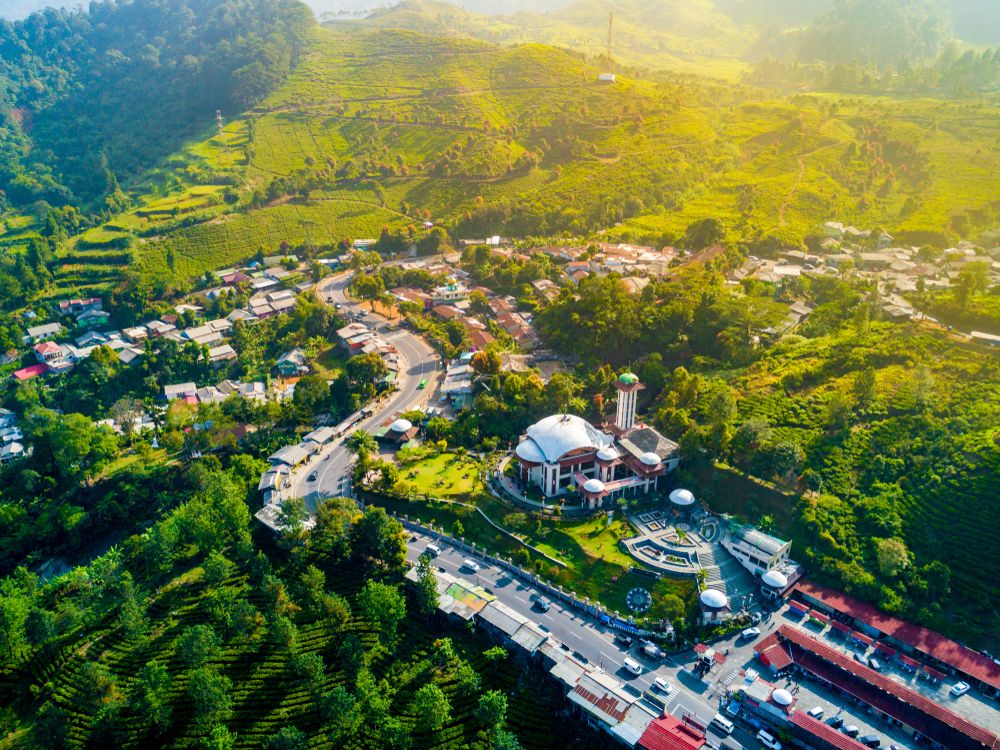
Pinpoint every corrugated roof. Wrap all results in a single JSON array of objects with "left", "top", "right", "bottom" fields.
[
  {"left": 795, "top": 580, "right": 1000, "bottom": 693},
  {"left": 791, "top": 712, "right": 869, "bottom": 750},
  {"left": 638, "top": 714, "right": 706, "bottom": 750},
  {"left": 774, "top": 625, "right": 999, "bottom": 750}
]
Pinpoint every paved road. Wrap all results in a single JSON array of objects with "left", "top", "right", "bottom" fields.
[
  {"left": 405, "top": 528, "right": 761, "bottom": 749},
  {"left": 288, "top": 272, "right": 440, "bottom": 511}
]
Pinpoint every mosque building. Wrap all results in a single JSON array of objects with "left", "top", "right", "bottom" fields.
[{"left": 513, "top": 373, "right": 679, "bottom": 509}]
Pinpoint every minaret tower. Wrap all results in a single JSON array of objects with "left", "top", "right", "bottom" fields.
[{"left": 615, "top": 372, "right": 644, "bottom": 431}]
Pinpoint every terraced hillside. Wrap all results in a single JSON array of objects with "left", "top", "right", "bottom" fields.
[
  {"left": 724, "top": 323, "right": 1000, "bottom": 647},
  {"left": 50, "top": 26, "right": 1000, "bottom": 292}
]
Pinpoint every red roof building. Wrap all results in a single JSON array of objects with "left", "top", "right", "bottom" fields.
[
  {"left": 794, "top": 580, "right": 1000, "bottom": 694},
  {"left": 12, "top": 364, "right": 48, "bottom": 381},
  {"left": 790, "top": 712, "right": 869, "bottom": 750},
  {"left": 757, "top": 625, "right": 999, "bottom": 750},
  {"left": 638, "top": 714, "right": 706, "bottom": 750}
]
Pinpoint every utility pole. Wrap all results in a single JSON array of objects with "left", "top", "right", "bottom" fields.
[{"left": 607, "top": 12, "right": 614, "bottom": 70}]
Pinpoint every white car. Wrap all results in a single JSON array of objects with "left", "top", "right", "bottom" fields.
[
  {"left": 756, "top": 729, "right": 782, "bottom": 749},
  {"left": 461, "top": 558, "right": 481, "bottom": 573},
  {"left": 807, "top": 705, "right": 824, "bottom": 719},
  {"left": 951, "top": 681, "right": 971, "bottom": 697},
  {"left": 741, "top": 627, "right": 761, "bottom": 640},
  {"left": 652, "top": 677, "right": 673, "bottom": 694}
]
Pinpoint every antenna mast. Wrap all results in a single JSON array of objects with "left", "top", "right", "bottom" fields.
[{"left": 607, "top": 12, "right": 613, "bottom": 70}]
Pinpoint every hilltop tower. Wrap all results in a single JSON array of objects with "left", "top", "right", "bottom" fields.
[{"left": 615, "top": 372, "right": 643, "bottom": 431}]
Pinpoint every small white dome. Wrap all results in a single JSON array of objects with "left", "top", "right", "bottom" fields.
[
  {"left": 583, "top": 478, "right": 606, "bottom": 493},
  {"left": 762, "top": 570, "right": 788, "bottom": 589},
  {"left": 640, "top": 452, "right": 661, "bottom": 466},
  {"left": 772, "top": 688, "right": 793, "bottom": 706},
  {"left": 669, "top": 489, "right": 695, "bottom": 506},
  {"left": 515, "top": 439, "right": 546, "bottom": 463},
  {"left": 700, "top": 589, "right": 728, "bottom": 609},
  {"left": 596, "top": 447, "right": 617, "bottom": 461},
  {"left": 390, "top": 418, "right": 413, "bottom": 433}
]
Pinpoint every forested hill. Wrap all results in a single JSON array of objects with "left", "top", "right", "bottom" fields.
[{"left": 0, "top": 0, "right": 314, "bottom": 212}]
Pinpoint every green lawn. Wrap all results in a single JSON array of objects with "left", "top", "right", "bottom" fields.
[{"left": 383, "top": 451, "right": 694, "bottom": 620}]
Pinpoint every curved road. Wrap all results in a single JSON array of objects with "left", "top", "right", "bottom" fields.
[{"left": 288, "top": 271, "right": 441, "bottom": 511}]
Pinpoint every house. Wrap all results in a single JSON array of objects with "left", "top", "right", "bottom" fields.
[
  {"left": 208, "top": 344, "right": 238, "bottom": 366},
  {"left": 25, "top": 322, "right": 63, "bottom": 343},
  {"left": 122, "top": 326, "right": 148, "bottom": 343},
  {"left": 75, "top": 308, "right": 109, "bottom": 329},
  {"left": 0, "top": 442, "right": 24, "bottom": 464},
  {"left": 971, "top": 330, "right": 1000, "bottom": 347},
  {"left": 163, "top": 382, "right": 198, "bottom": 401},
  {"left": 34, "top": 341, "right": 66, "bottom": 363},
  {"left": 227, "top": 309, "right": 258, "bottom": 324},
  {"left": 638, "top": 714, "right": 706, "bottom": 750},
  {"left": 431, "top": 282, "right": 469, "bottom": 303},
  {"left": 181, "top": 325, "right": 224, "bottom": 347},
  {"left": 432, "top": 304, "right": 462, "bottom": 321},
  {"left": 118, "top": 347, "right": 144, "bottom": 365},
  {"left": 269, "top": 444, "right": 311, "bottom": 468},
  {"left": 145, "top": 320, "right": 177, "bottom": 337},
  {"left": 12, "top": 364, "right": 48, "bottom": 381},
  {"left": 221, "top": 270, "right": 250, "bottom": 286},
  {"left": 0, "top": 408, "right": 15, "bottom": 429},
  {"left": 58, "top": 297, "right": 102, "bottom": 315},
  {"left": 75, "top": 330, "right": 109, "bottom": 348},
  {"left": 274, "top": 348, "right": 309, "bottom": 377}
]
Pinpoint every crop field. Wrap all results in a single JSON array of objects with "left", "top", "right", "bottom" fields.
[
  {"left": 0, "top": 551, "right": 609, "bottom": 750},
  {"left": 45, "top": 26, "right": 1000, "bottom": 295},
  {"left": 727, "top": 322, "right": 1000, "bottom": 645}
]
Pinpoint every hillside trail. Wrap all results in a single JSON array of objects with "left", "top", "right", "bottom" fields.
[{"left": 777, "top": 140, "right": 840, "bottom": 228}]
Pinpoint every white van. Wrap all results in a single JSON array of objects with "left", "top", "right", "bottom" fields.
[
  {"left": 622, "top": 657, "right": 643, "bottom": 675},
  {"left": 461, "top": 558, "right": 481, "bottom": 573},
  {"left": 755, "top": 730, "right": 782, "bottom": 750},
  {"left": 710, "top": 714, "right": 734, "bottom": 734},
  {"left": 423, "top": 543, "right": 442, "bottom": 557}
]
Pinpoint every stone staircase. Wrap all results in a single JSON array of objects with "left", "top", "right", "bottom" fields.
[{"left": 696, "top": 544, "right": 757, "bottom": 602}]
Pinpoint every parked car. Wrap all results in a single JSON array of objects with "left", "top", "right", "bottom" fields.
[
  {"left": 614, "top": 634, "right": 634, "bottom": 648},
  {"left": 867, "top": 657, "right": 882, "bottom": 671},
  {"left": 827, "top": 716, "right": 844, "bottom": 729},
  {"left": 741, "top": 627, "right": 761, "bottom": 640},
  {"left": 951, "top": 681, "right": 971, "bottom": 697},
  {"left": 807, "top": 706, "right": 824, "bottom": 719},
  {"left": 755, "top": 729, "right": 782, "bottom": 749},
  {"left": 842, "top": 725, "right": 860, "bottom": 738},
  {"left": 461, "top": 559, "right": 481, "bottom": 573},
  {"left": 423, "top": 543, "right": 442, "bottom": 557},
  {"left": 858, "top": 735, "right": 881, "bottom": 748},
  {"left": 652, "top": 677, "right": 673, "bottom": 694},
  {"left": 533, "top": 597, "right": 551, "bottom": 612}
]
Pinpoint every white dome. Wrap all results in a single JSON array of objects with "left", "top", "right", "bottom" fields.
[
  {"left": 596, "top": 447, "right": 617, "bottom": 461},
  {"left": 390, "top": 418, "right": 413, "bottom": 433},
  {"left": 583, "top": 478, "right": 605, "bottom": 493},
  {"left": 515, "top": 439, "right": 546, "bottom": 463},
  {"left": 772, "top": 688, "right": 793, "bottom": 706},
  {"left": 640, "top": 452, "right": 661, "bottom": 466},
  {"left": 762, "top": 570, "right": 788, "bottom": 589},
  {"left": 669, "top": 489, "right": 695, "bottom": 506},
  {"left": 524, "top": 414, "right": 613, "bottom": 463},
  {"left": 700, "top": 589, "right": 728, "bottom": 609}
]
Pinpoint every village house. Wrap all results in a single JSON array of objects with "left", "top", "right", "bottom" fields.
[
  {"left": 25, "top": 322, "right": 63, "bottom": 343},
  {"left": 274, "top": 348, "right": 309, "bottom": 377}
]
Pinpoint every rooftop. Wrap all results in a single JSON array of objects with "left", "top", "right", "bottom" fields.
[{"left": 794, "top": 580, "right": 1000, "bottom": 693}]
